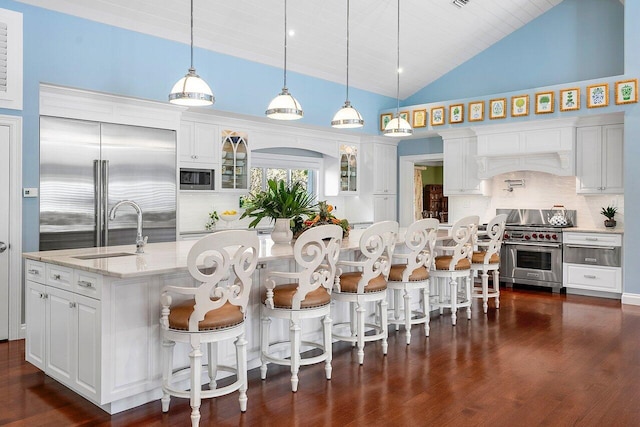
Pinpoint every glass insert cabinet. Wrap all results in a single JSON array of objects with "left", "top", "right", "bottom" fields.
[
  {"left": 340, "top": 144, "right": 358, "bottom": 193},
  {"left": 221, "top": 130, "right": 248, "bottom": 190}
]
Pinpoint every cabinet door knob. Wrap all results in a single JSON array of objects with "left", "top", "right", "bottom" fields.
[
  {"left": 53, "top": 274, "right": 61, "bottom": 280},
  {"left": 69, "top": 302, "right": 77, "bottom": 308},
  {"left": 28, "top": 269, "right": 39, "bottom": 275}
]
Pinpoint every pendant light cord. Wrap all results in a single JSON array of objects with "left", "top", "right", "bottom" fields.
[
  {"left": 345, "top": 0, "right": 350, "bottom": 103},
  {"left": 189, "top": 0, "right": 194, "bottom": 71},
  {"left": 283, "top": 0, "right": 288, "bottom": 90},
  {"left": 395, "top": 0, "right": 400, "bottom": 117}
]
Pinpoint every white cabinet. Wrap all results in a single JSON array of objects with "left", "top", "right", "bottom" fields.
[
  {"left": 563, "top": 232, "right": 622, "bottom": 295},
  {"left": 373, "top": 194, "right": 397, "bottom": 222},
  {"left": 25, "top": 262, "right": 101, "bottom": 403},
  {"left": 339, "top": 144, "right": 359, "bottom": 193},
  {"left": 25, "top": 279, "right": 46, "bottom": 370},
  {"left": 220, "top": 129, "right": 250, "bottom": 191},
  {"left": 373, "top": 143, "right": 397, "bottom": 194},
  {"left": 443, "top": 135, "right": 482, "bottom": 195},
  {"left": 179, "top": 121, "right": 218, "bottom": 166},
  {"left": 576, "top": 124, "right": 624, "bottom": 194}
]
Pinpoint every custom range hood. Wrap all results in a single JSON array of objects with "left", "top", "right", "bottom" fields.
[{"left": 471, "top": 118, "right": 579, "bottom": 179}]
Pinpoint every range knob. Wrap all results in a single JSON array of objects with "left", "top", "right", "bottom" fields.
[
  {"left": 545, "top": 234, "right": 551, "bottom": 240},
  {"left": 504, "top": 233, "right": 509, "bottom": 240},
  {"left": 532, "top": 233, "right": 538, "bottom": 239},
  {"left": 525, "top": 235, "right": 531, "bottom": 240},
  {"left": 552, "top": 234, "right": 558, "bottom": 240}
]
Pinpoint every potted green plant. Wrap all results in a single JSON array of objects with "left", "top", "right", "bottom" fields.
[
  {"left": 601, "top": 206, "right": 618, "bottom": 228},
  {"left": 240, "top": 179, "right": 318, "bottom": 243}
]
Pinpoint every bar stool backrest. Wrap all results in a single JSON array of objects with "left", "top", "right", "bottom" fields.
[{"left": 183, "top": 230, "right": 259, "bottom": 331}]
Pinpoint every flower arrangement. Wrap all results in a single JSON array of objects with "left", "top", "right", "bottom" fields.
[
  {"left": 294, "top": 201, "right": 350, "bottom": 237},
  {"left": 205, "top": 210, "right": 219, "bottom": 231}
]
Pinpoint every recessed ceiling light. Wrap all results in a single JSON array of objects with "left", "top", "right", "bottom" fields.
[
  {"left": 452, "top": 0, "right": 470, "bottom": 8},
  {"left": 288, "top": 29, "right": 295, "bottom": 37}
]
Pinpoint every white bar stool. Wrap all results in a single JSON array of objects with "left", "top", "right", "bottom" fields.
[
  {"left": 430, "top": 215, "right": 478, "bottom": 325},
  {"left": 387, "top": 218, "right": 439, "bottom": 344},
  {"left": 471, "top": 214, "right": 507, "bottom": 313},
  {"left": 332, "top": 221, "right": 399, "bottom": 365},
  {"left": 159, "top": 230, "right": 259, "bottom": 427},
  {"left": 260, "top": 224, "right": 343, "bottom": 392}
]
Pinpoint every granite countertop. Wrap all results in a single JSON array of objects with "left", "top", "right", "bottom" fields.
[{"left": 24, "top": 229, "right": 371, "bottom": 279}]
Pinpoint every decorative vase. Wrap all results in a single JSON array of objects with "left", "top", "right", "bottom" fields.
[
  {"left": 604, "top": 219, "right": 617, "bottom": 228},
  {"left": 271, "top": 218, "right": 293, "bottom": 244}
]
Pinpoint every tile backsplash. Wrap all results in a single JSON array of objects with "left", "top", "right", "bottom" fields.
[{"left": 448, "top": 171, "right": 624, "bottom": 228}]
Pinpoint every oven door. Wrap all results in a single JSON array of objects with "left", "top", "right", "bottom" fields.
[{"left": 501, "top": 241, "right": 563, "bottom": 287}]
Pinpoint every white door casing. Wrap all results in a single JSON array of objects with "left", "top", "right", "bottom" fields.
[
  {"left": 0, "top": 124, "right": 9, "bottom": 339},
  {"left": 0, "top": 115, "right": 23, "bottom": 340}
]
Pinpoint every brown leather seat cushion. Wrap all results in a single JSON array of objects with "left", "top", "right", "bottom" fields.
[
  {"left": 169, "top": 300, "right": 243, "bottom": 331},
  {"left": 388, "top": 264, "right": 429, "bottom": 282},
  {"left": 472, "top": 251, "right": 500, "bottom": 264},
  {"left": 338, "top": 271, "right": 387, "bottom": 293},
  {"left": 263, "top": 283, "right": 331, "bottom": 308},
  {"left": 434, "top": 255, "right": 471, "bottom": 271}
]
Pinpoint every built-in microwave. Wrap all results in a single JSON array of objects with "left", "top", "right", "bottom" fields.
[{"left": 179, "top": 168, "right": 214, "bottom": 190}]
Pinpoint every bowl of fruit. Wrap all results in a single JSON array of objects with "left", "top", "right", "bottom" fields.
[{"left": 219, "top": 210, "right": 240, "bottom": 226}]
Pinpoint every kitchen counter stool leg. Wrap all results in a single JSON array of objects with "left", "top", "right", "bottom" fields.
[
  {"left": 450, "top": 277, "right": 457, "bottom": 326},
  {"left": 207, "top": 342, "right": 217, "bottom": 390}
]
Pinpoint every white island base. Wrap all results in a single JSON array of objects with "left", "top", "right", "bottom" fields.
[{"left": 23, "top": 234, "right": 369, "bottom": 414}]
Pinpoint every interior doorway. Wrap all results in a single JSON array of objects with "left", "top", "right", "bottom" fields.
[{"left": 398, "top": 154, "right": 444, "bottom": 226}]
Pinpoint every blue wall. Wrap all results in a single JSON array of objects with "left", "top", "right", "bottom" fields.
[
  {"left": 623, "top": 1, "right": 640, "bottom": 296},
  {"left": 397, "top": 137, "right": 443, "bottom": 157},
  {"left": 0, "top": 0, "right": 394, "bottom": 252},
  {"left": 405, "top": 0, "right": 624, "bottom": 104}
]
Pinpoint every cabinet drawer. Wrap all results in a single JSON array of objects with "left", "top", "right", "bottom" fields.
[
  {"left": 46, "top": 264, "right": 74, "bottom": 291},
  {"left": 74, "top": 270, "right": 102, "bottom": 300},
  {"left": 25, "top": 260, "right": 46, "bottom": 284},
  {"left": 564, "top": 264, "right": 621, "bottom": 292},
  {"left": 563, "top": 232, "right": 622, "bottom": 246}
]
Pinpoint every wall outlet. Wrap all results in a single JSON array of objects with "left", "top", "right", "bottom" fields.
[{"left": 23, "top": 188, "right": 38, "bottom": 198}]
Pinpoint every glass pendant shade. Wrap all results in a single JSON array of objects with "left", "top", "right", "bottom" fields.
[
  {"left": 169, "top": 68, "right": 214, "bottom": 106},
  {"left": 266, "top": 88, "right": 303, "bottom": 120},
  {"left": 384, "top": 115, "right": 413, "bottom": 137},
  {"left": 331, "top": 101, "right": 364, "bottom": 128}
]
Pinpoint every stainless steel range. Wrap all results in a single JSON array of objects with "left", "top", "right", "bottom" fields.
[{"left": 498, "top": 208, "right": 576, "bottom": 292}]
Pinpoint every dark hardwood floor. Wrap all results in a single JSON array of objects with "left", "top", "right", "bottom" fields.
[{"left": 3, "top": 287, "right": 640, "bottom": 426}]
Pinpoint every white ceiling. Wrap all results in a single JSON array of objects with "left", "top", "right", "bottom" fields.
[{"left": 17, "top": 0, "right": 564, "bottom": 98}]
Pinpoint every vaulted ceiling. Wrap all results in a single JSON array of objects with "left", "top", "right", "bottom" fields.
[{"left": 18, "top": 0, "right": 564, "bottom": 98}]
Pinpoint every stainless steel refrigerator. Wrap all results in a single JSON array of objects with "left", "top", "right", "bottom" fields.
[{"left": 39, "top": 116, "right": 177, "bottom": 251}]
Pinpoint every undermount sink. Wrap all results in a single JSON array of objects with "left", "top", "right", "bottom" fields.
[{"left": 72, "top": 252, "right": 136, "bottom": 260}]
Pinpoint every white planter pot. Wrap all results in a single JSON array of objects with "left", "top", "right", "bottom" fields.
[{"left": 271, "top": 218, "right": 293, "bottom": 244}]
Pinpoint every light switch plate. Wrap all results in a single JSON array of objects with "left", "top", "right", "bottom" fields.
[{"left": 23, "top": 188, "right": 38, "bottom": 197}]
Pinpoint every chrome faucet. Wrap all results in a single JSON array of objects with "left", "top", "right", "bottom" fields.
[{"left": 109, "top": 200, "right": 148, "bottom": 253}]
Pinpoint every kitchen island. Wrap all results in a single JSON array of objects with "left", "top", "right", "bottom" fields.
[{"left": 23, "top": 230, "right": 374, "bottom": 414}]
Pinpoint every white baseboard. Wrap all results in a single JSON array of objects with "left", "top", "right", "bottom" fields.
[{"left": 621, "top": 293, "right": 640, "bottom": 306}]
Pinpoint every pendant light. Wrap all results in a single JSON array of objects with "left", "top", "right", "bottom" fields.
[
  {"left": 384, "top": 0, "right": 412, "bottom": 137},
  {"left": 266, "top": 0, "right": 303, "bottom": 120},
  {"left": 168, "top": 0, "right": 214, "bottom": 106},
  {"left": 331, "top": 0, "right": 364, "bottom": 129}
]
